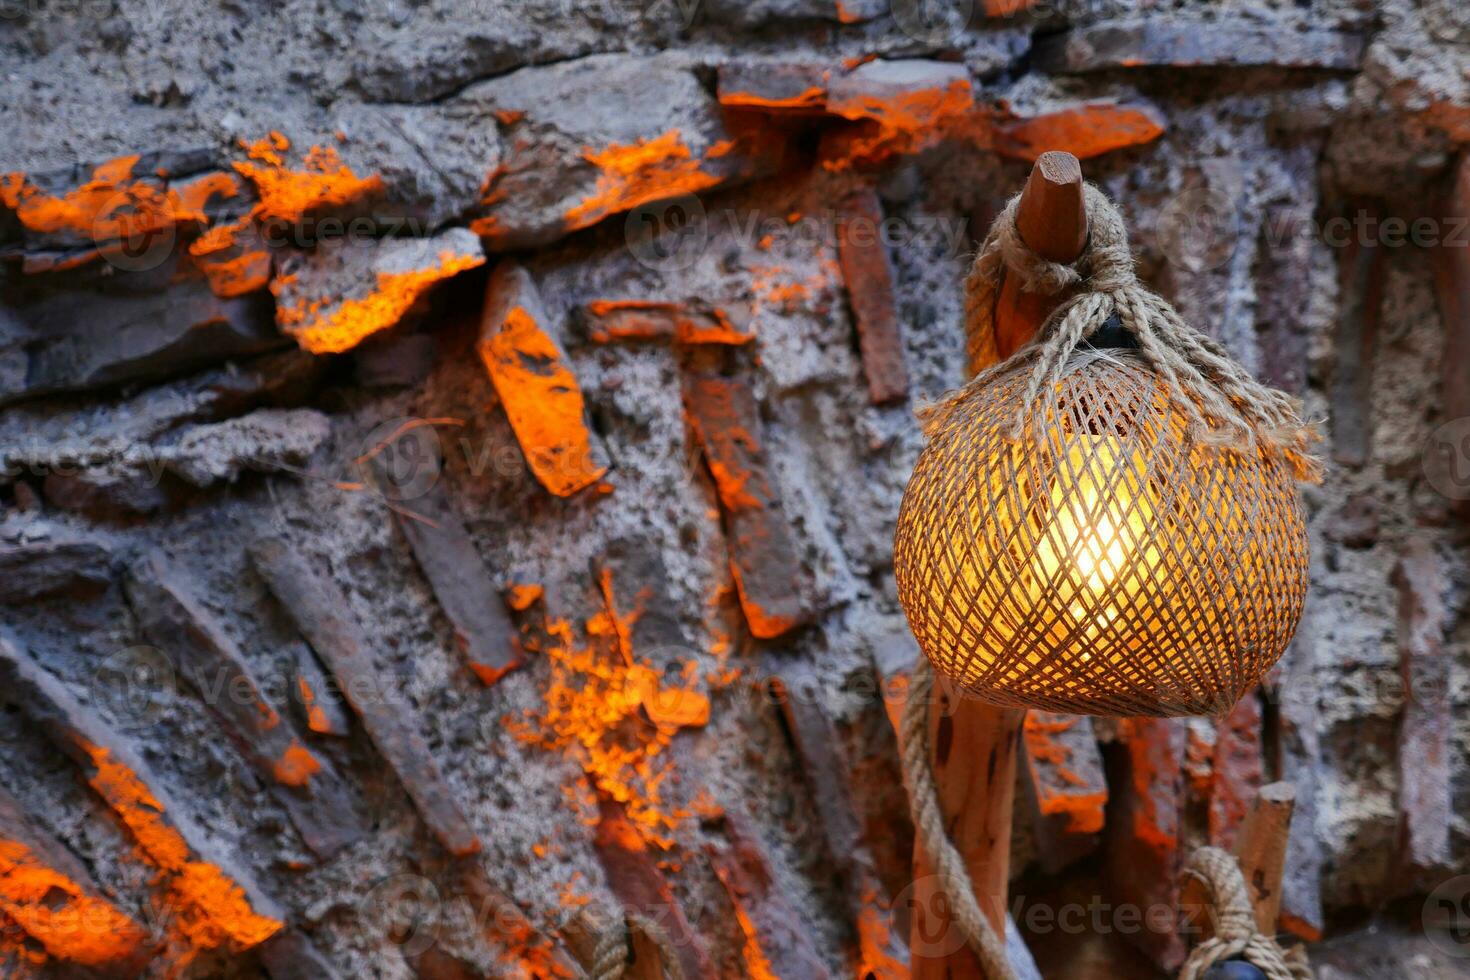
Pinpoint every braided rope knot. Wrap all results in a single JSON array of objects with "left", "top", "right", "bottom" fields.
[
  {"left": 946, "top": 182, "right": 1321, "bottom": 481},
  {"left": 1178, "top": 847, "right": 1312, "bottom": 980}
]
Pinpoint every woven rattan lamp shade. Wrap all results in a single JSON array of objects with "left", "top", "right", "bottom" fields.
[{"left": 894, "top": 352, "right": 1309, "bottom": 717}]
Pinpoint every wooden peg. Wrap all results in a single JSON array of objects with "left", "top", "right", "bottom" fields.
[
  {"left": 1232, "top": 781, "right": 1296, "bottom": 934},
  {"left": 913, "top": 151, "right": 1090, "bottom": 977},
  {"left": 992, "top": 151, "right": 1089, "bottom": 360},
  {"left": 1179, "top": 781, "right": 1296, "bottom": 946}
]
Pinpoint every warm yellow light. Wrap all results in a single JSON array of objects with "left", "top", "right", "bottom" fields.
[
  {"left": 1032, "top": 436, "right": 1149, "bottom": 618},
  {"left": 894, "top": 354, "right": 1309, "bottom": 717}
]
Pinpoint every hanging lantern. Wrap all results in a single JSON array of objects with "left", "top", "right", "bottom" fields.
[{"left": 893, "top": 186, "right": 1318, "bottom": 717}]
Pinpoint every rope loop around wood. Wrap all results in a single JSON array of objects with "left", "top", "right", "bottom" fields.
[
  {"left": 950, "top": 183, "right": 1321, "bottom": 483},
  {"left": 1178, "top": 847, "right": 1313, "bottom": 980}
]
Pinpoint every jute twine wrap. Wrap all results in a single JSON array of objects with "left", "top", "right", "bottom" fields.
[
  {"left": 894, "top": 182, "right": 1317, "bottom": 716},
  {"left": 590, "top": 913, "right": 684, "bottom": 980},
  {"left": 1179, "top": 847, "right": 1313, "bottom": 980},
  {"left": 948, "top": 183, "right": 1320, "bottom": 480}
]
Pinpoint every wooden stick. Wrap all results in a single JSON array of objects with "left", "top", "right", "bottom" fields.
[
  {"left": 992, "top": 151, "right": 1088, "bottom": 361},
  {"left": 1232, "top": 781, "right": 1296, "bottom": 934},
  {"left": 913, "top": 151, "right": 1088, "bottom": 977},
  {"left": 1180, "top": 781, "right": 1296, "bottom": 945}
]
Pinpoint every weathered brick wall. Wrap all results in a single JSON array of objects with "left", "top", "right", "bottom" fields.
[{"left": 0, "top": 0, "right": 1467, "bottom": 976}]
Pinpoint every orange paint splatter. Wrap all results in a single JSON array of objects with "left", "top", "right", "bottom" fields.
[
  {"left": 562, "top": 130, "right": 724, "bottom": 230},
  {"left": 478, "top": 303, "right": 607, "bottom": 497},
  {"left": 0, "top": 840, "right": 148, "bottom": 968},
  {"left": 584, "top": 300, "right": 752, "bottom": 346},
  {"left": 188, "top": 216, "right": 270, "bottom": 297},
  {"left": 275, "top": 248, "right": 484, "bottom": 354},
  {"left": 233, "top": 132, "right": 383, "bottom": 224},
  {"left": 719, "top": 86, "right": 827, "bottom": 111},
  {"left": 1023, "top": 714, "right": 1107, "bottom": 834},
  {"left": 0, "top": 156, "right": 238, "bottom": 245},
  {"left": 555, "top": 874, "right": 591, "bottom": 910},
  {"left": 270, "top": 741, "right": 322, "bottom": 788},
  {"left": 297, "top": 677, "right": 333, "bottom": 735},
  {"left": 823, "top": 73, "right": 974, "bottom": 169},
  {"left": 726, "top": 886, "right": 779, "bottom": 980},
  {"left": 854, "top": 886, "right": 906, "bottom": 980},
  {"left": 991, "top": 103, "right": 1166, "bottom": 162},
  {"left": 507, "top": 576, "right": 706, "bottom": 850},
  {"left": 506, "top": 584, "right": 545, "bottom": 612},
  {"left": 81, "top": 743, "right": 281, "bottom": 953}
]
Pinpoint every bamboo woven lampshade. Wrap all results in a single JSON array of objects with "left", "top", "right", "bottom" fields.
[{"left": 893, "top": 351, "right": 1309, "bottom": 717}]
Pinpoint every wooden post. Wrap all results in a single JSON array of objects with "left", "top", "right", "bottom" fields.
[
  {"left": 911, "top": 151, "right": 1088, "bottom": 977},
  {"left": 991, "top": 151, "right": 1089, "bottom": 362},
  {"left": 1233, "top": 781, "right": 1296, "bottom": 934},
  {"left": 1180, "top": 781, "right": 1296, "bottom": 944}
]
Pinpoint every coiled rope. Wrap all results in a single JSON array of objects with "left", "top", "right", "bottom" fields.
[{"left": 1179, "top": 848, "right": 1312, "bottom": 980}]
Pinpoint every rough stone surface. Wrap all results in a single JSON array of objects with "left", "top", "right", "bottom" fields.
[
  {"left": 0, "top": 529, "right": 111, "bottom": 604},
  {"left": 1035, "top": 19, "right": 1368, "bottom": 74},
  {"left": 0, "top": 1, "right": 1468, "bottom": 975},
  {"left": 1, "top": 268, "right": 282, "bottom": 405},
  {"left": 271, "top": 229, "right": 485, "bottom": 354}
]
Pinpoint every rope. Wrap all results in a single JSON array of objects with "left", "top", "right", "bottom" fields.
[
  {"left": 589, "top": 912, "right": 685, "bottom": 980},
  {"left": 1178, "top": 848, "right": 1312, "bottom": 980},
  {"left": 898, "top": 658, "right": 1018, "bottom": 980},
  {"left": 944, "top": 183, "right": 1321, "bottom": 482}
]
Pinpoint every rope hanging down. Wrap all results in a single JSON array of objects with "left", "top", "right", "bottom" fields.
[
  {"left": 944, "top": 183, "right": 1320, "bottom": 482},
  {"left": 899, "top": 658, "right": 1018, "bottom": 980},
  {"left": 1178, "top": 848, "right": 1312, "bottom": 980},
  {"left": 590, "top": 912, "right": 686, "bottom": 980}
]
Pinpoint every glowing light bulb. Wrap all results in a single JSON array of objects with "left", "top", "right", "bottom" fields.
[{"left": 1031, "top": 435, "right": 1152, "bottom": 650}]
